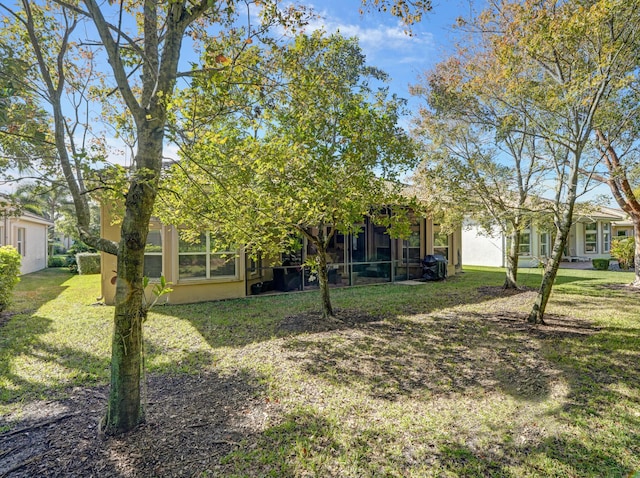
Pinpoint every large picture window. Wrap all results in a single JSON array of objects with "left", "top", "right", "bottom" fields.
[
  {"left": 179, "top": 232, "right": 237, "bottom": 280},
  {"left": 585, "top": 222, "right": 597, "bottom": 253}
]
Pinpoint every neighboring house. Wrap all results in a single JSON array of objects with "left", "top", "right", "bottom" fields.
[
  {"left": 0, "top": 210, "right": 53, "bottom": 274},
  {"left": 99, "top": 208, "right": 463, "bottom": 305},
  {"left": 462, "top": 206, "right": 628, "bottom": 268}
]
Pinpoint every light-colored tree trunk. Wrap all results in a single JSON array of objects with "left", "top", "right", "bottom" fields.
[{"left": 503, "top": 228, "right": 520, "bottom": 289}]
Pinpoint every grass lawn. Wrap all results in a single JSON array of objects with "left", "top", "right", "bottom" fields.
[{"left": 0, "top": 266, "right": 639, "bottom": 477}]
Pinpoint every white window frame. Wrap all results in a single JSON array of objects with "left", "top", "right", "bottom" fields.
[
  {"left": 178, "top": 231, "right": 238, "bottom": 281},
  {"left": 17, "top": 227, "right": 26, "bottom": 256},
  {"left": 144, "top": 226, "right": 163, "bottom": 279},
  {"left": 539, "top": 232, "right": 550, "bottom": 258},
  {"left": 602, "top": 223, "right": 611, "bottom": 253},
  {"left": 585, "top": 222, "right": 598, "bottom": 254},
  {"left": 518, "top": 229, "right": 531, "bottom": 256}
]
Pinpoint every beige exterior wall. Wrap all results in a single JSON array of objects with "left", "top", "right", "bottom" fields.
[
  {"left": 100, "top": 207, "right": 462, "bottom": 305},
  {"left": 100, "top": 208, "right": 249, "bottom": 305}
]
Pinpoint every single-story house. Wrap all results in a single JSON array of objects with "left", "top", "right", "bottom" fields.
[
  {"left": 99, "top": 210, "right": 463, "bottom": 305},
  {"left": 462, "top": 206, "right": 628, "bottom": 268},
  {"left": 0, "top": 210, "right": 53, "bottom": 274}
]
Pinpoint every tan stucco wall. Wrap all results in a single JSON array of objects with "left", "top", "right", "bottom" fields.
[{"left": 100, "top": 207, "right": 249, "bottom": 305}]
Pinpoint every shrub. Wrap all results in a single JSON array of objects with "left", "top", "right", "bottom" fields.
[
  {"left": 0, "top": 246, "right": 21, "bottom": 312},
  {"left": 76, "top": 253, "right": 100, "bottom": 275},
  {"left": 67, "top": 241, "right": 97, "bottom": 255},
  {"left": 610, "top": 237, "right": 635, "bottom": 270},
  {"left": 66, "top": 254, "right": 78, "bottom": 273},
  {"left": 48, "top": 256, "right": 66, "bottom": 268},
  {"left": 592, "top": 258, "right": 610, "bottom": 271}
]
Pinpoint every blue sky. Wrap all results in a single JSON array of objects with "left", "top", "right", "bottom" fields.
[{"left": 303, "top": 1, "right": 471, "bottom": 110}]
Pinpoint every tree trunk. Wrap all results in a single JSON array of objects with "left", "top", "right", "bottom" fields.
[
  {"left": 632, "top": 216, "right": 640, "bottom": 287},
  {"left": 503, "top": 228, "right": 520, "bottom": 289},
  {"left": 102, "top": 124, "right": 162, "bottom": 435},
  {"left": 316, "top": 243, "right": 335, "bottom": 319}
]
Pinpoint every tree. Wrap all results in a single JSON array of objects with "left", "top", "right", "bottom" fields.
[
  {"left": 411, "top": 47, "right": 551, "bottom": 289},
  {"left": 159, "top": 32, "right": 417, "bottom": 319},
  {"left": 447, "top": 0, "right": 640, "bottom": 323},
  {"left": 0, "top": 0, "right": 430, "bottom": 435},
  {"left": 593, "top": 130, "right": 640, "bottom": 285}
]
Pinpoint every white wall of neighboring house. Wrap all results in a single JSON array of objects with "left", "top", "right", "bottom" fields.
[
  {"left": 1, "top": 212, "right": 52, "bottom": 275},
  {"left": 462, "top": 208, "right": 627, "bottom": 268},
  {"left": 461, "top": 221, "right": 505, "bottom": 267}
]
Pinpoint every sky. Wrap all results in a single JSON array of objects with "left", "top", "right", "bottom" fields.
[{"left": 301, "top": 1, "right": 472, "bottom": 111}]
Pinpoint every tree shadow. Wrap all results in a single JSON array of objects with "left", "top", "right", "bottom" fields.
[
  {"left": 0, "top": 314, "right": 110, "bottom": 405},
  {"left": 151, "top": 269, "right": 539, "bottom": 351},
  {"left": 280, "top": 311, "right": 593, "bottom": 403}
]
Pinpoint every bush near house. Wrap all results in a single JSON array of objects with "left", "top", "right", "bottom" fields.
[
  {"left": 75, "top": 253, "right": 100, "bottom": 275},
  {"left": 592, "top": 258, "right": 610, "bottom": 270},
  {"left": 0, "top": 246, "right": 21, "bottom": 312},
  {"left": 610, "top": 237, "right": 635, "bottom": 270},
  {"left": 48, "top": 256, "right": 66, "bottom": 268}
]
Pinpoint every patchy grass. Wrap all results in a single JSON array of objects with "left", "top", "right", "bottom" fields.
[{"left": 1, "top": 266, "right": 639, "bottom": 477}]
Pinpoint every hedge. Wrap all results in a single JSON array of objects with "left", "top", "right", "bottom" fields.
[
  {"left": 592, "top": 258, "right": 610, "bottom": 271},
  {"left": 76, "top": 253, "right": 101, "bottom": 275},
  {"left": 0, "top": 246, "right": 21, "bottom": 312}
]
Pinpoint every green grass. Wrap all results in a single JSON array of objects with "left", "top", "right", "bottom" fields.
[{"left": 1, "top": 266, "right": 639, "bottom": 476}]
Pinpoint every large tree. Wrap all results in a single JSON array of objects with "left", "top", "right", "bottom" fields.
[
  {"left": 0, "top": 0, "right": 432, "bottom": 435},
  {"left": 159, "top": 32, "right": 417, "bottom": 319},
  {"left": 431, "top": 0, "right": 640, "bottom": 323},
  {"left": 412, "top": 49, "right": 551, "bottom": 290}
]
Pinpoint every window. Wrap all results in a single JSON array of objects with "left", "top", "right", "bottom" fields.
[
  {"left": 249, "top": 254, "right": 262, "bottom": 276},
  {"left": 178, "top": 232, "right": 237, "bottom": 280},
  {"left": 144, "top": 228, "right": 163, "bottom": 278},
  {"left": 402, "top": 223, "right": 421, "bottom": 263},
  {"left": 585, "top": 222, "right": 597, "bottom": 253},
  {"left": 518, "top": 230, "right": 531, "bottom": 256},
  {"left": 434, "top": 232, "right": 450, "bottom": 260},
  {"left": 602, "top": 223, "right": 611, "bottom": 253},
  {"left": 617, "top": 230, "right": 628, "bottom": 237},
  {"left": 17, "top": 227, "right": 26, "bottom": 256},
  {"left": 540, "top": 232, "right": 550, "bottom": 257}
]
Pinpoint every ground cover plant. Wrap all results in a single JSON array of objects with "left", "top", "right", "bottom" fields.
[{"left": 0, "top": 267, "right": 638, "bottom": 477}]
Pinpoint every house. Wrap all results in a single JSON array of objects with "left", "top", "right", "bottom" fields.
[
  {"left": 462, "top": 206, "right": 628, "bottom": 268},
  {"left": 99, "top": 209, "right": 463, "bottom": 305},
  {"left": 0, "top": 210, "right": 53, "bottom": 274}
]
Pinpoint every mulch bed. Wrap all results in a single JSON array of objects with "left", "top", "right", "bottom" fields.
[{"left": 0, "top": 373, "right": 275, "bottom": 477}]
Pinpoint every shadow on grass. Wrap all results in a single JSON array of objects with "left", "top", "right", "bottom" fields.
[
  {"left": 151, "top": 268, "right": 540, "bottom": 352},
  {"left": 0, "top": 315, "right": 110, "bottom": 405},
  {"left": 280, "top": 311, "right": 584, "bottom": 403}
]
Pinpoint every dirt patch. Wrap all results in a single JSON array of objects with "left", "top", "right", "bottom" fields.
[
  {"left": 0, "top": 372, "right": 275, "bottom": 477},
  {"left": 477, "top": 285, "right": 535, "bottom": 297},
  {"left": 277, "top": 308, "right": 387, "bottom": 334}
]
